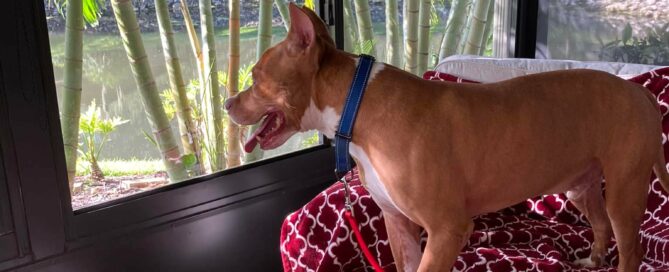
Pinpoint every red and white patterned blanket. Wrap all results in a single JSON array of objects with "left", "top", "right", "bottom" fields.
[{"left": 280, "top": 67, "right": 669, "bottom": 272}]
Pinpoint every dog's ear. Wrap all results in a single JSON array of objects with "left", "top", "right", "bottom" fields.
[{"left": 287, "top": 3, "right": 315, "bottom": 50}]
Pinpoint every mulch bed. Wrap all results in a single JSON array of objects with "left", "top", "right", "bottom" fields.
[{"left": 71, "top": 172, "right": 168, "bottom": 210}]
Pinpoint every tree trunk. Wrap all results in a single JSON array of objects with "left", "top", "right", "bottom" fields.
[
  {"left": 155, "top": 0, "right": 203, "bottom": 175},
  {"left": 90, "top": 155, "right": 105, "bottom": 183},
  {"left": 403, "top": 0, "right": 419, "bottom": 74},
  {"left": 199, "top": 0, "right": 226, "bottom": 171},
  {"left": 226, "top": 0, "right": 242, "bottom": 167},
  {"left": 438, "top": 0, "right": 469, "bottom": 59},
  {"left": 463, "top": 0, "right": 492, "bottom": 55},
  {"left": 416, "top": 0, "right": 431, "bottom": 75},
  {"left": 479, "top": 0, "right": 495, "bottom": 56},
  {"left": 385, "top": 0, "right": 402, "bottom": 67},
  {"left": 353, "top": 0, "right": 376, "bottom": 55},
  {"left": 245, "top": 0, "right": 274, "bottom": 163},
  {"left": 275, "top": 0, "right": 291, "bottom": 31},
  {"left": 61, "top": 0, "right": 84, "bottom": 190},
  {"left": 343, "top": 0, "right": 357, "bottom": 52},
  {"left": 110, "top": 0, "right": 187, "bottom": 181}
]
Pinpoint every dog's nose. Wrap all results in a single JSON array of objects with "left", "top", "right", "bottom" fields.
[{"left": 224, "top": 97, "right": 235, "bottom": 111}]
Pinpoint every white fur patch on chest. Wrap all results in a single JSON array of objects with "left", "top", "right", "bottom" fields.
[
  {"left": 300, "top": 100, "right": 339, "bottom": 139},
  {"left": 349, "top": 143, "right": 407, "bottom": 217}
]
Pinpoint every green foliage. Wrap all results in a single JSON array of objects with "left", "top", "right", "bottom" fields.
[
  {"left": 219, "top": 64, "right": 254, "bottom": 92},
  {"left": 600, "top": 23, "right": 669, "bottom": 65},
  {"left": 304, "top": 0, "right": 316, "bottom": 10},
  {"left": 354, "top": 39, "right": 376, "bottom": 55},
  {"left": 55, "top": 0, "right": 106, "bottom": 26},
  {"left": 300, "top": 132, "right": 320, "bottom": 148},
  {"left": 78, "top": 100, "right": 128, "bottom": 174},
  {"left": 430, "top": 0, "right": 446, "bottom": 30}
]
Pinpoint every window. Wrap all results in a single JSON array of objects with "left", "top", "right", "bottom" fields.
[
  {"left": 539, "top": 0, "right": 669, "bottom": 65},
  {"left": 45, "top": 0, "right": 320, "bottom": 210},
  {"left": 340, "top": 0, "right": 497, "bottom": 74}
]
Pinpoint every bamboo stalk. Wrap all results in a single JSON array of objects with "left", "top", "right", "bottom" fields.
[
  {"left": 199, "top": 0, "right": 226, "bottom": 171},
  {"left": 343, "top": 0, "right": 357, "bottom": 52},
  {"left": 403, "top": 0, "right": 419, "bottom": 74},
  {"left": 245, "top": 0, "right": 274, "bottom": 163},
  {"left": 463, "top": 0, "right": 492, "bottom": 55},
  {"left": 479, "top": 0, "right": 495, "bottom": 56},
  {"left": 110, "top": 0, "right": 187, "bottom": 181},
  {"left": 226, "top": 0, "right": 242, "bottom": 167},
  {"left": 416, "top": 0, "right": 431, "bottom": 75},
  {"left": 438, "top": 0, "right": 469, "bottom": 59},
  {"left": 275, "top": 0, "right": 291, "bottom": 31},
  {"left": 155, "top": 0, "right": 203, "bottom": 174},
  {"left": 353, "top": 0, "right": 376, "bottom": 55},
  {"left": 257, "top": 0, "right": 273, "bottom": 58},
  {"left": 61, "top": 0, "right": 84, "bottom": 190},
  {"left": 179, "top": 0, "right": 203, "bottom": 71},
  {"left": 385, "top": 0, "right": 402, "bottom": 66}
]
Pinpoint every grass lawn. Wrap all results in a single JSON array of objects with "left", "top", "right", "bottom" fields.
[{"left": 77, "top": 159, "right": 164, "bottom": 177}]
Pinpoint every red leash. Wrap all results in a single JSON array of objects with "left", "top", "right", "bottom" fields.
[
  {"left": 341, "top": 175, "right": 384, "bottom": 272},
  {"left": 344, "top": 210, "right": 384, "bottom": 272}
]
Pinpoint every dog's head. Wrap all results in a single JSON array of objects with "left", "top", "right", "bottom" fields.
[{"left": 225, "top": 3, "right": 335, "bottom": 152}]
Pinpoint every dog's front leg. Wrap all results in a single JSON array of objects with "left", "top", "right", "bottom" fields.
[{"left": 384, "top": 212, "right": 422, "bottom": 272}]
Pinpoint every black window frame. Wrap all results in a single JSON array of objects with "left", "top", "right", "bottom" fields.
[{"left": 1, "top": 0, "right": 337, "bottom": 258}]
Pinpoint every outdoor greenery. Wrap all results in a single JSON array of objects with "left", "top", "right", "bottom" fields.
[
  {"left": 600, "top": 23, "right": 669, "bottom": 66},
  {"left": 78, "top": 100, "right": 127, "bottom": 182}
]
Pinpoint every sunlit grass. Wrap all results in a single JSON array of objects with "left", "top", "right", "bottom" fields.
[{"left": 76, "top": 158, "right": 164, "bottom": 177}]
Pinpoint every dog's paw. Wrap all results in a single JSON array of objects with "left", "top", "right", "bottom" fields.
[{"left": 574, "top": 257, "right": 597, "bottom": 267}]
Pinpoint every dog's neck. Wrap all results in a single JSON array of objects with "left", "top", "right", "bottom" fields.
[
  {"left": 301, "top": 49, "right": 387, "bottom": 139},
  {"left": 300, "top": 47, "right": 439, "bottom": 148}
]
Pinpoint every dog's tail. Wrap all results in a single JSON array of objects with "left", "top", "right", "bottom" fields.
[{"left": 653, "top": 147, "right": 669, "bottom": 193}]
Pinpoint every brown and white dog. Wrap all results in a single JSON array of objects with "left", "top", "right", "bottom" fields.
[{"left": 225, "top": 4, "right": 669, "bottom": 272}]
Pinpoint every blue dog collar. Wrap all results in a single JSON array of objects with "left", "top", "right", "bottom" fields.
[{"left": 334, "top": 54, "right": 376, "bottom": 179}]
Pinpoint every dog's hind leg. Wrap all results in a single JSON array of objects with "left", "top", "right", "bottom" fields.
[
  {"left": 566, "top": 166, "right": 613, "bottom": 267},
  {"left": 603, "top": 158, "right": 652, "bottom": 272},
  {"left": 417, "top": 217, "right": 473, "bottom": 272},
  {"left": 384, "top": 213, "right": 422, "bottom": 272}
]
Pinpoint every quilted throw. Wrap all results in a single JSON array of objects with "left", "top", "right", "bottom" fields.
[{"left": 280, "top": 67, "right": 669, "bottom": 272}]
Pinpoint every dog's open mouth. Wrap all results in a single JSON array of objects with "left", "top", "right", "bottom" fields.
[{"left": 244, "top": 111, "right": 286, "bottom": 153}]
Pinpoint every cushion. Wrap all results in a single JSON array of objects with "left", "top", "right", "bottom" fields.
[
  {"left": 434, "top": 55, "right": 662, "bottom": 82},
  {"left": 280, "top": 67, "right": 669, "bottom": 272}
]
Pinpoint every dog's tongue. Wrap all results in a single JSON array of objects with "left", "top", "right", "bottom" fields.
[
  {"left": 244, "top": 113, "right": 277, "bottom": 153},
  {"left": 244, "top": 135, "right": 258, "bottom": 153}
]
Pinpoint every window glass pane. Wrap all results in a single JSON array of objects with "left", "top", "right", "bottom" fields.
[
  {"left": 45, "top": 0, "right": 319, "bottom": 210},
  {"left": 544, "top": 1, "right": 669, "bottom": 65},
  {"left": 341, "top": 0, "right": 496, "bottom": 74}
]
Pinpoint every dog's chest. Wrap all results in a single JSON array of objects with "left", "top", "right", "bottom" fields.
[{"left": 349, "top": 143, "right": 407, "bottom": 217}]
